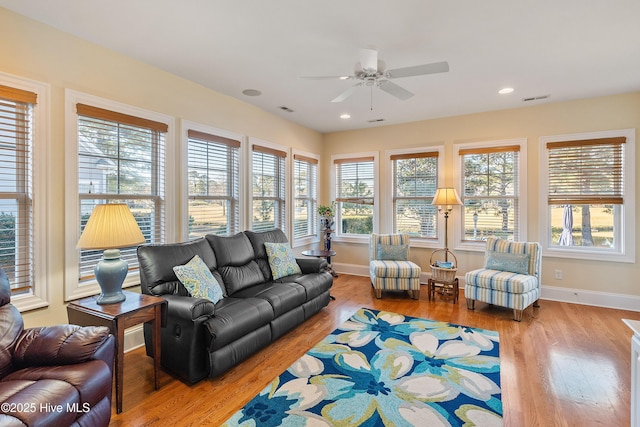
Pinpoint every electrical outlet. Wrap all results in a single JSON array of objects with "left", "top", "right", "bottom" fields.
[{"left": 554, "top": 269, "right": 563, "bottom": 280}]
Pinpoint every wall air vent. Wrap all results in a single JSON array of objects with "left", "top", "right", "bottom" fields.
[
  {"left": 522, "top": 95, "right": 550, "bottom": 102},
  {"left": 278, "top": 106, "right": 294, "bottom": 113},
  {"left": 367, "top": 118, "right": 385, "bottom": 123}
]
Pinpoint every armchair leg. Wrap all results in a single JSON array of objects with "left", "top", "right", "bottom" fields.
[
  {"left": 466, "top": 299, "right": 475, "bottom": 310},
  {"left": 375, "top": 289, "right": 382, "bottom": 299},
  {"left": 410, "top": 290, "right": 419, "bottom": 300},
  {"left": 533, "top": 299, "right": 540, "bottom": 308},
  {"left": 513, "top": 309, "right": 523, "bottom": 322}
]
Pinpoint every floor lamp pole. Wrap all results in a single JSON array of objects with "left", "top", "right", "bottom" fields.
[{"left": 443, "top": 210, "right": 450, "bottom": 261}]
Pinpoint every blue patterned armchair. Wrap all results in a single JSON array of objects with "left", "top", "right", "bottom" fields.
[
  {"left": 464, "top": 237, "right": 542, "bottom": 321},
  {"left": 369, "top": 233, "right": 421, "bottom": 300}
]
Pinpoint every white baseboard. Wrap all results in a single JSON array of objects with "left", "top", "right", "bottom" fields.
[
  {"left": 124, "top": 325, "right": 146, "bottom": 352},
  {"left": 333, "top": 262, "right": 640, "bottom": 312}
]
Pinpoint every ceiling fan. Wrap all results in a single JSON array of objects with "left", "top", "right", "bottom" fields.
[{"left": 302, "top": 48, "right": 449, "bottom": 105}]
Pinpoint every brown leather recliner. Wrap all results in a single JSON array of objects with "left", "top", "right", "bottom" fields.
[{"left": 0, "top": 268, "right": 115, "bottom": 427}]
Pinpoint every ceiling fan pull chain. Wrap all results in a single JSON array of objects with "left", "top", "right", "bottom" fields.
[{"left": 370, "top": 84, "right": 374, "bottom": 111}]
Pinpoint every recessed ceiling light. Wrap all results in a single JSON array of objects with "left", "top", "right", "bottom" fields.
[
  {"left": 498, "top": 87, "right": 514, "bottom": 94},
  {"left": 340, "top": 113, "right": 351, "bottom": 119},
  {"left": 242, "top": 89, "right": 262, "bottom": 96},
  {"left": 339, "top": 76, "right": 350, "bottom": 80}
]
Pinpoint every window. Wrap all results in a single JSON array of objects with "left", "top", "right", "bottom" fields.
[
  {"left": 186, "top": 129, "right": 240, "bottom": 239},
  {"left": 0, "top": 86, "right": 35, "bottom": 299},
  {"left": 541, "top": 129, "right": 635, "bottom": 262},
  {"left": 390, "top": 151, "right": 439, "bottom": 238},
  {"left": 251, "top": 142, "right": 287, "bottom": 232},
  {"left": 65, "top": 91, "right": 172, "bottom": 301},
  {"left": 458, "top": 141, "right": 525, "bottom": 244},
  {"left": 293, "top": 153, "right": 318, "bottom": 243},
  {"left": 333, "top": 154, "right": 377, "bottom": 237}
]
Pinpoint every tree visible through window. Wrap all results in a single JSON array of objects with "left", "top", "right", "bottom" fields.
[
  {"left": 334, "top": 156, "right": 375, "bottom": 235},
  {"left": 461, "top": 145, "right": 520, "bottom": 241},
  {"left": 252, "top": 144, "right": 286, "bottom": 232},
  {"left": 293, "top": 154, "right": 318, "bottom": 240},
  {"left": 391, "top": 152, "right": 438, "bottom": 238}
]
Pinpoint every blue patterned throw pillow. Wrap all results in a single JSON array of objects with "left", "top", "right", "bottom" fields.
[
  {"left": 377, "top": 244, "right": 408, "bottom": 261},
  {"left": 264, "top": 242, "right": 302, "bottom": 280},
  {"left": 486, "top": 251, "right": 530, "bottom": 275},
  {"left": 173, "top": 255, "right": 224, "bottom": 303}
]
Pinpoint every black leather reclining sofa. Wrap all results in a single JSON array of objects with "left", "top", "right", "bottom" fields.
[{"left": 137, "top": 228, "right": 333, "bottom": 384}]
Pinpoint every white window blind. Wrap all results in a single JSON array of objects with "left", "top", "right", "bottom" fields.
[
  {"left": 461, "top": 145, "right": 520, "bottom": 241},
  {"left": 293, "top": 154, "right": 318, "bottom": 240},
  {"left": 77, "top": 104, "right": 166, "bottom": 281},
  {"left": 0, "top": 85, "right": 36, "bottom": 295},
  {"left": 547, "top": 137, "right": 625, "bottom": 205},
  {"left": 335, "top": 156, "right": 374, "bottom": 235},
  {"left": 187, "top": 129, "right": 240, "bottom": 238},
  {"left": 391, "top": 151, "right": 438, "bottom": 238},
  {"left": 252, "top": 144, "right": 286, "bottom": 232}
]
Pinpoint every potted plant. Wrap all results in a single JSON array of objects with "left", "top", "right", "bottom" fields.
[{"left": 317, "top": 202, "right": 335, "bottom": 251}]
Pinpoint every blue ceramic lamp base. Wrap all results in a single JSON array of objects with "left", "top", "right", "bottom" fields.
[{"left": 94, "top": 249, "right": 128, "bottom": 305}]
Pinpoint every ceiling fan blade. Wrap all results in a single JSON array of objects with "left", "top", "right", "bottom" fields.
[
  {"left": 300, "top": 75, "right": 352, "bottom": 80},
  {"left": 359, "top": 48, "right": 378, "bottom": 73},
  {"left": 378, "top": 80, "right": 414, "bottom": 100},
  {"left": 386, "top": 61, "right": 449, "bottom": 79},
  {"left": 331, "top": 83, "right": 361, "bottom": 103}
]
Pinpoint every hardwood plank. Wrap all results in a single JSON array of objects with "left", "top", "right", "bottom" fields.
[{"left": 109, "top": 275, "right": 640, "bottom": 426}]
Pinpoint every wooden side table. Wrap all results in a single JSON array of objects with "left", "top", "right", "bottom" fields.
[
  {"left": 428, "top": 277, "right": 459, "bottom": 303},
  {"left": 67, "top": 290, "right": 167, "bottom": 413},
  {"left": 302, "top": 249, "right": 338, "bottom": 277}
]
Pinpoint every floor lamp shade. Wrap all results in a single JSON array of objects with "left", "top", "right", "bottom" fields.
[
  {"left": 77, "top": 204, "right": 146, "bottom": 304},
  {"left": 432, "top": 188, "right": 462, "bottom": 254}
]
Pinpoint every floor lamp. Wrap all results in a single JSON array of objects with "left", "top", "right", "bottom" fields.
[{"left": 432, "top": 188, "right": 462, "bottom": 261}]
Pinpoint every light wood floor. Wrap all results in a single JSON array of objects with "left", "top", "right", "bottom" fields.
[{"left": 109, "top": 274, "right": 640, "bottom": 426}]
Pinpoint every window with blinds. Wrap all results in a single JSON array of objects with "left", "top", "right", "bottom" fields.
[
  {"left": 252, "top": 144, "right": 286, "bottom": 232},
  {"left": 0, "top": 85, "right": 36, "bottom": 296},
  {"left": 334, "top": 156, "right": 375, "bottom": 235},
  {"left": 546, "top": 137, "right": 625, "bottom": 249},
  {"left": 461, "top": 145, "right": 520, "bottom": 241},
  {"left": 77, "top": 104, "right": 166, "bottom": 281},
  {"left": 293, "top": 154, "right": 318, "bottom": 240},
  {"left": 391, "top": 151, "right": 438, "bottom": 238},
  {"left": 187, "top": 130, "right": 240, "bottom": 238}
]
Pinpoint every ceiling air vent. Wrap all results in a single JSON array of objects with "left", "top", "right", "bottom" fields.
[
  {"left": 278, "top": 106, "right": 294, "bottom": 113},
  {"left": 522, "top": 95, "right": 550, "bottom": 102},
  {"left": 367, "top": 118, "right": 385, "bottom": 123}
]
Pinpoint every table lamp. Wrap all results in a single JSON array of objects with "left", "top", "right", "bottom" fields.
[
  {"left": 432, "top": 188, "right": 462, "bottom": 254},
  {"left": 77, "top": 203, "right": 146, "bottom": 304}
]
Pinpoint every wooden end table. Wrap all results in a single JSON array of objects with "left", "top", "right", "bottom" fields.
[
  {"left": 302, "top": 249, "right": 337, "bottom": 277},
  {"left": 428, "top": 277, "right": 459, "bottom": 303},
  {"left": 67, "top": 290, "right": 167, "bottom": 413}
]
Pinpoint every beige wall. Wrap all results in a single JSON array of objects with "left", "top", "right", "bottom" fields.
[
  {"left": 323, "top": 92, "right": 640, "bottom": 299},
  {"left": 0, "top": 8, "right": 323, "bottom": 327}
]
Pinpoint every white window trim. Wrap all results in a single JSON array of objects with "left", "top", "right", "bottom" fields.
[
  {"left": 180, "top": 120, "right": 244, "bottom": 242},
  {"left": 384, "top": 146, "right": 444, "bottom": 248},
  {"left": 539, "top": 128, "right": 635, "bottom": 263},
  {"left": 453, "top": 138, "right": 528, "bottom": 252},
  {"left": 247, "top": 137, "right": 290, "bottom": 237},
  {"left": 291, "top": 149, "right": 320, "bottom": 248},
  {"left": 0, "top": 72, "right": 50, "bottom": 312},
  {"left": 330, "top": 151, "right": 379, "bottom": 244},
  {"left": 64, "top": 89, "right": 176, "bottom": 301}
]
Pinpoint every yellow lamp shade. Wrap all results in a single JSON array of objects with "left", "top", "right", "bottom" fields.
[
  {"left": 77, "top": 204, "right": 145, "bottom": 250},
  {"left": 432, "top": 188, "right": 462, "bottom": 209}
]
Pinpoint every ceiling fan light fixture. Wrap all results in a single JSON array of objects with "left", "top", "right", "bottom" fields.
[{"left": 340, "top": 113, "right": 351, "bottom": 119}]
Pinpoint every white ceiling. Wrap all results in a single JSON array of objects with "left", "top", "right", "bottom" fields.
[{"left": 2, "top": 0, "right": 640, "bottom": 133}]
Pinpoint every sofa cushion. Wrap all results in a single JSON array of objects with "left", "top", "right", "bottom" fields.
[
  {"left": 245, "top": 229, "right": 290, "bottom": 281},
  {"left": 206, "top": 233, "right": 265, "bottom": 294},
  {"left": 264, "top": 242, "right": 302, "bottom": 280},
  {"left": 233, "top": 282, "right": 307, "bottom": 317},
  {"left": 203, "top": 297, "right": 274, "bottom": 351},
  {"left": 464, "top": 268, "right": 538, "bottom": 294},
  {"left": 370, "top": 260, "right": 421, "bottom": 278},
  {"left": 173, "top": 255, "right": 224, "bottom": 304}
]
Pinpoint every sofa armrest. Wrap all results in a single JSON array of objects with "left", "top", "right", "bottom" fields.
[
  {"left": 163, "top": 294, "right": 215, "bottom": 320},
  {"left": 296, "top": 257, "right": 328, "bottom": 274},
  {"left": 13, "top": 325, "right": 113, "bottom": 368}
]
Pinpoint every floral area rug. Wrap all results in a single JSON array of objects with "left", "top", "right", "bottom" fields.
[{"left": 222, "top": 308, "right": 502, "bottom": 427}]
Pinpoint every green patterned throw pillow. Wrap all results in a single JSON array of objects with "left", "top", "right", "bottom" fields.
[
  {"left": 377, "top": 244, "right": 408, "bottom": 261},
  {"left": 173, "top": 255, "right": 224, "bottom": 303},
  {"left": 264, "top": 242, "right": 302, "bottom": 280}
]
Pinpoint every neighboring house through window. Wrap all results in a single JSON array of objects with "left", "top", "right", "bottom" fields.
[
  {"left": 456, "top": 140, "right": 526, "bottom": 247},
  {"left": 540, "top": 129, "right": 635, "bottom": 262},
  {"left": 186, "top": 128, "right": 240, "bottom": 239}
]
